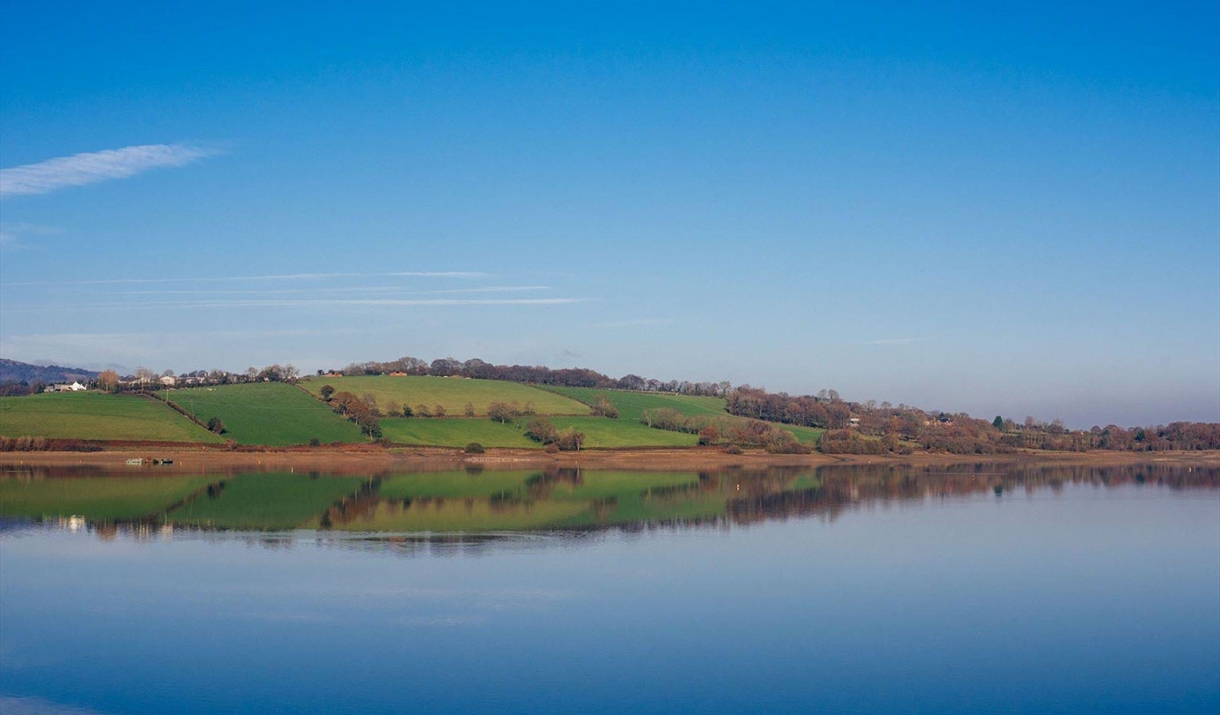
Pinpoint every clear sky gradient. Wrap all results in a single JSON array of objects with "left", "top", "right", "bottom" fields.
[{"left": 1, "top": 1, "right": 1217, "bottom": 428}]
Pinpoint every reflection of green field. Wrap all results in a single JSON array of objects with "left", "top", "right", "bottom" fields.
[
  {"left": 167, "top": 473, "right": 365, "bottom": 530},
  {"left": 549, "top": 417, "right": 698, "bottom": 448},
  {"left": 546, "top": 471, "right": 700, "bottom": 500},
  {"left": 380, "top": 418, "right": 538, "bottom": 448},
  {"left": 0, "top": 392, "right": 222, "bottom": 442},
  {"left": 339, "top": 498, "right": 590, "bottom": 532},
  {"left": 301, "top": 376, "right": 589, "bottom": 416},
  {"left": 0, "top": 476, "right": 212, "bottom": 521},
  {"left": 594, "top": 491, "right": 727, "bottom": 526},
  {"left": 378, "top": 471, "right": 537, "bottom": 499},
  {"left": 547, "top": 387, "right": 727, "bottom": 422},
  {"left": 170, "top": 383, "right": 364, "bottom": 446}
]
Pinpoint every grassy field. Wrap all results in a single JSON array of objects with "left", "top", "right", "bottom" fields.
[
  {"left": 380, "top": 414, "right": 698, "bottom": 448},
  {"left": 547, "top": 387, "right": 728, "bottom": 422},
  {"left": 781, "top": 424, "right": 826, "bottom": 444},
  {"left": 549, "top": 417, "right": 699, "bottom": 448},
  {"left": 380, "top": 418, "right": 539, "bottom": 448},
  {"left": 301, "top": 376, "right": 590, "bottom": 416},
  {"left": 167, "top": 472, "right": 366, "bottom": 530},
  {"left": 170, "top": 383, "right": 365, "bottom": 446},
  {"left": 549, "top": 387, "right": 824, "bottom": 445},
  {"left": 0, "top": 475, "right": 213, "bottom": 521},
  {"left": 0, "top": 392, "right": 223, "bottom": 443}
]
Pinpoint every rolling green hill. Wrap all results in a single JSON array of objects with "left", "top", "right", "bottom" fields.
[
  {"left": 546, "top": 387, "right": 729, "bottom": 422},
  {"left": 0, "top": 392, "right": 223, "bottom": 443},
  {"left": 170, "top": 383, "right": 365, "bottom": 446},
  {"left": 301, "top": 375, "right": 590, "bottom": 416}
]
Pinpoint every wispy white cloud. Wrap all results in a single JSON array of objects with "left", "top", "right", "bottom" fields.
[
  {"left": 105, "top": 285, "right": 549, "bottom": 297},
  {"left": 868, "top": 337, "right": 932, "bottom": 346},
  {"left": 0, "top": 222, "right": 59, "bottom": 250},
  {"left": 6, "top": 271, "right": 488, "bottom": 286},
  {"left": 0, "top": 298, "right": 584, "bottom": 313},
  {"left": 0, "top": 143, "right": 221, "bottom": 198}
]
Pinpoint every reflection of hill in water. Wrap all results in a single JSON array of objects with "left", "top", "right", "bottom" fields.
[{"left": 1, "top": 462, "right": 1216, "bottom": 544}]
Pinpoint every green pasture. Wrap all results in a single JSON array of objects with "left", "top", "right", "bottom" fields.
[
  {"left": 380, "top": 418, "right": 539, "bottom": 448},
  {"left": 0, "top": 475, "right": 212, "bottom": 521},
  {"left": 0, "top": 392, "right": 222, "bottom": 443},
  {"left": 380, "top": 414, "right": 699, "bottom": 449},
  {"left": 167, "top": 472, "right": 366, "bottom": 530},
  {"left": 549, "top": 417, "right": 699, "bottom": 448},
  {"left": 170, "top": 383, "right": 365, "bottom": 446},
  {"left": 301, "top": 376, "right": 590, "bottom": 416},
  {"left": 547, "top": 387, "right": 728, "bottom": 422},
  {"left": 780, "top": 424, "right": 826, "bottom": 444}
]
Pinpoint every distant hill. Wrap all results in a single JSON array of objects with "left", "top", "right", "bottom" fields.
[{"left": 0, "top": 359, "right": 99, "bottom": 384}]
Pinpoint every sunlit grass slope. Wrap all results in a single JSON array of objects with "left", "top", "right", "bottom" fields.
[
  {"left": 301, "top": 376, "right": 590, "bottom": 416},
  {"left": 0, "top": 476, "right": 212, "bottom": 521},
  {"left": 547, "top": 387, "right": 728, "bottom": 422},
  {"left": 549, "top": 417, "right": 699, "bottom": 447},
  {"left": 550, "top": 387, "right": 824, "bottom": 445},
  {"left": 0, "top": 392, "right": 223, "bottom": 443},
  {"left": 379, "top": 418, "right": 539, "bottom": 448},
  {"left": 170, "top": 383, "right": 364, "bottom": 446}
]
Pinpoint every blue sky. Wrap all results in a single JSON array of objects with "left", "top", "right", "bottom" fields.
[{"left": 1, "top": 1, "right": 1217, "bottom": 427}]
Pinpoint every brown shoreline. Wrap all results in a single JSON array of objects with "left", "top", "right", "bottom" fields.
[{"left": 2, "top": 446, "right": 1216, "bottom": 474}]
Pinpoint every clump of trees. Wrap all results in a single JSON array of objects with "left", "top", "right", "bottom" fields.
[
  {"left": 523, "top": 418, "right": 585, "bottom": 451},
  {"left": 323, "top": 390, "right": 381, "bottom": 438},
  {"left": 0, "top": 436, "right": 50, "bottom": 451},
  {"left": 591, "top": 397, "right": 618, "bottom": 419},
  {"left": 487, "top": 401, "right": 535, "bottom": 423},
  {"left": 638, "top": 408, "right": 811, "bottom": 454},
  {"left": 206, "top": 417, "right": 227, "bottom": 435}
]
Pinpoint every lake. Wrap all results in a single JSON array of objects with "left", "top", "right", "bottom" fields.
[{"left": 1, "top": 461, "right": 1217, "bottom": 714}]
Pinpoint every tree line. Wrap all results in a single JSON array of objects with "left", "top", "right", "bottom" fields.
[{"left": 324, "top": 356, "right": 732, "bottom": 396}]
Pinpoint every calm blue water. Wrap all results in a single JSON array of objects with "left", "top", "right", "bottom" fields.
[{"left": 1, "top": 464, "right": 1218, "bottom": 714}]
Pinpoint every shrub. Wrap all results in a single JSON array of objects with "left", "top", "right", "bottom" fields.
[
  {"left": 464, "top": 442, "right": 485, "bottom": 454},
  {"left": 724, "top": 445, "right": 743, "bottom": 455},
  {"left": 554, "top": 428, "right": 585, "bottom": 451},
  {"left": 206, "top": 416, "right": 227, "bottom": 435},
  {"left": 319, "top": 385, "right": 335, "bottom": 400},
  {"left": 697, "top": 425, "right": 720, "bottom": 446},
  {"left": 308, "top": 437, "right": 321, "bottom": 447},
  {"left": 488, "top": 401, "right": 513, "bottom": 423},
  {"left": 544, "top": 443, "right": 560, "bottom": 454},
  {"left": 525, "top": 418, "right": 558, "bottom": 444}
]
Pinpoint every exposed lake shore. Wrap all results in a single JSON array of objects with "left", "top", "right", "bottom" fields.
[{"left": 3, "top": 446, "right": 1217, "bottom": 474}]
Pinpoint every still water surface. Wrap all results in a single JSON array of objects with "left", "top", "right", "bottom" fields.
[{"left": 1, "top": 462, "right": 1217, "bottom": 714}]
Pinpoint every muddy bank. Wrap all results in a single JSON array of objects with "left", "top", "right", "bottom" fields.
[{"left": 1, "top": 446, "right": 1216, "bottom": 475}]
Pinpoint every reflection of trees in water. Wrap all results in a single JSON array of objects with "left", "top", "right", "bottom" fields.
[
  {"left": 724, "top": 463, "right": 1220, "bottom": 527},
  {"left": 4, "top": 462, "right": 1216, "bottom": 544}
]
